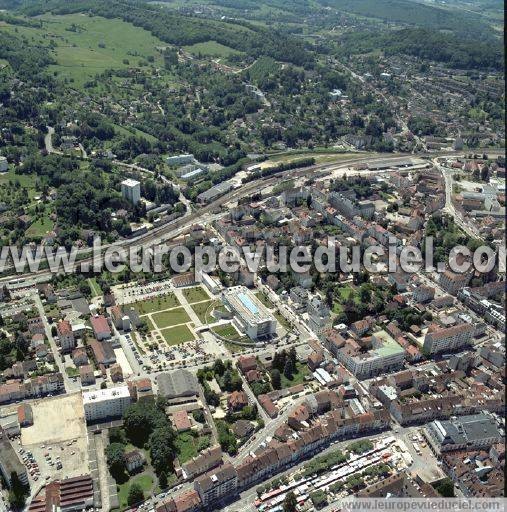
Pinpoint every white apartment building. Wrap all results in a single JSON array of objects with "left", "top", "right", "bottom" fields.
[
  {"left": 423, "top": 323, "right": 475, "bottom": 355},
  {"left": 82, "top": 385, "right": 131, "bottom": 423},
  {"left": 307, "top": 297, "right": 330, "bottom": 338},
  {"left": 121, "top": 179, "right": 141, "bottom": 205},
  {"left": 166, "top": 154, "right": 194, "bottom": 166},
  {"left": 337, "top": 331, "right": 405, "bottom": 379}
]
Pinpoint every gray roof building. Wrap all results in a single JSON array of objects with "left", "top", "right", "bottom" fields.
[
  {"left": 157, "top": 370, "right": 199, "bottom": 399},
  {"left": 425, "top": 413, "right": 503, "bottom": 453},
  {"left": 196, "top": 181, "right": 234, "bottom": 204},
  {"left": 0, "top": 427, "right": 29, "bottom": 488}
]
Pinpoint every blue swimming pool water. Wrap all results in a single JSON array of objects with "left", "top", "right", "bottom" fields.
[{"left": 238, "top": 292, "right": 259, "bottom": 315}]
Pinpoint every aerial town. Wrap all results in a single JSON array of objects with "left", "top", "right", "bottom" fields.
[
  {"left": 0, "top": 148, "right": 504, "bottom": 512},
  {"left": 0, "top": 0, "right": 505, "bottom": 511}
]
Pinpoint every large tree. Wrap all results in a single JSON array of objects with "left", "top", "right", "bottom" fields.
[
  {"left": 105, "top": 443, "right": 126, "bottom": 479},
  {"left": 127, "top": 483, "right": 144, "bottom": 506},
  {"left": 283, "top": 491, "right": 297, "bottom": 512}
]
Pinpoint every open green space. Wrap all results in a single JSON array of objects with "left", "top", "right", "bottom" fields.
[
  {"left": 117, "top": 473, "right": 153, "bottom": 510},
  {"left": 274, "top": 312, "right": 291, "bottom": 330},
  {"left": 280, "top": 362, "right": 310, "bottom": 389},
  {"left": 160, "top": 324, "right": 195, "bottom": 345},
  {"left": 255, "top": 291, "right": 274, "bottom": 309},
  {"left": 182, "top": 286, "right": 210, "bottom": 304},
  {"left": 0, "top": 168, "right": 37, "bottom": 196},
  {"left": 183, "top": 40, "right": 244, "bottom": 58},
  {"left": 25, "top": 214, "right": 54, "bottom": 238},
  {"left": 190, "top": 300, "right": 213, "bottom": 324},
  {"left": 3, "top": 13, "right": 166, "bottom": 88},
  {"left": 65, "top": 366, "right": 79, "bottom": 377},
  {"left": 332, "top": 284, "right": 360, "bottom": 314},
  {"left": 212, "top": 323, "right": 240, "bottom": 339},
  {"left": 152, "top": 307, "right": 191, "bottom": 329},
  {"left": 175, "top": 431, "right": 211, "bottom": 463},
  {"left": 87, "top": 277, "right": 102, "bottom": 297},
  {"left": 131, "top": 293, "right": 180, "bottom": 315}
]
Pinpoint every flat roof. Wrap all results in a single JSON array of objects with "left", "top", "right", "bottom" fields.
[
  {"left": 373, "top": 330, "right": 405, "bottom": 357},
  {"left": 121, "top": 178, "right": 140, "bottom": 187},
  {"left": 82, "top": 385, "right": 130, "bottom": 404},
  {"left": 181, "top": 168, "right": 205, "bottom": 179},
  {"left": 224, "top": 286, "right": 275, "bottom": 324}
]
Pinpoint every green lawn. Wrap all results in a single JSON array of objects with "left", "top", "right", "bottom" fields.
[
  {"left": 117, "top": 473, "right": 153, "bottom": 510},
  {"left": 255, "top": 291, "right": 273, "bottom": 309},
  {"left": 274, "top": 312, "right": 291, "bottom": 330},
  {"left": 212, "top": 323, "right": 240, "bottom": 339},
  {"left": 88, "top": 277, "right": 102, "bottom": 297},
  {"left": 280, "top": 362, "right": 310, "bottom": 389},
  {"left": 152, "top": 307, "right": 191, "bottom": 329},
  {"left": 65, "top": 366, "right": 79, "bottom": 377},
  {"left": 184, "top": 40, "right": 244, "bottom": 58},
  {"left": 131, "top": 293, "right": 180, "bottom": 315},
  {"left": 191, "top": 300, "right": 213, "bottom": 324},
  {"left": 3, "top": 13, "right": 166, "bottom": 88},
  {"left": 175, "top": 432, "right": 211, "bottom": 463},
  {"left": 338, "top": 285, "right": 356, "bottom": 301},
  {"left": 25, "top": 215, "right": 54, "bottom": 238},
  {"left": 182, "top": 286, "right": 210, "bottom": 304},
  {"left": 332, "top": 285, "right": 360, "bottom": 313},
  {"left": 160, "top": 324, "right": 195, "bottom": 345}
]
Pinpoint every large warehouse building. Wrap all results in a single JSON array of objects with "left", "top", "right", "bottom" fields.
[{"left": 222, "top": 286, "right": 277, "bottom": 341}]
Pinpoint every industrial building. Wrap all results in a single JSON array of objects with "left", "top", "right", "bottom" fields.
[{"left": 166, "top": 154, "right": 195, "bottom": 166}]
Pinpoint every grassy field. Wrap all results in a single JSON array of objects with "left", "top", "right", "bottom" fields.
[
  {"left": 160, "top": 324, "right": 195, "bottom": 345},
  {"left": 0, "top": 168, "right": 37, "bottom": 196},
  {"left": 255, "top": 291, "right": 274, "bottom": 309},
  {"left": 25, "top": 215, "right": 54, "bottom": 238},
  {"left": 3, "top": 13, "right": 166, "bottom": 88},
  {"left": 212, "top": 323, "right": 240, "bottom": 339},
  {"left": 280, "top": 362, "right": 310, "bottom": 389},
  {"left": 65, "top": 367, "right": 79, "bottom": 377},
  {"left": 190, "top": 300, "right": 213, "bottom": 324},
  {"left": 175, "top": 432, "right": 211, "bottom": 463},
  {"left": 184, "top": 40, "right": 244, "bottom": 58},
  {"left": 182, "top": 286, "right": 210, "bottom": 304},
  {"left": 131, "top": 293, "right": 180, "bottom": 315},
  {"left": 332, "top": 284, "right": 359, "bottom": 314},
  {"left": 117, "top": 473, "right": 153, "bottom": 510},
  {"left": 112, "top": 123, "right": 159, "bottom": 144},
  {"left": 87, "top": 277, "right": 102, "bottom": 297},
  {"left": 274, "top": 312, "right": 291, "bottom": 330},
  {"left": 152, "top": 307, "right": 191, "bottom": 329}
]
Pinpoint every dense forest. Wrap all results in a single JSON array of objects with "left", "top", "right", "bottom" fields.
[
  {"left": 338, "top": 28, "right": 504, "bottom": 71},
  {"left": 318, "top": 0, "right": 493, "bottom": 39}
]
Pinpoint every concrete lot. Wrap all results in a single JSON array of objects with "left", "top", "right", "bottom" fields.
[{"left": 21, "top": 393, "right": 89, "bottom": 481}]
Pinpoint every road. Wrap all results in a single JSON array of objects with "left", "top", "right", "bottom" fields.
[
  {"left": 235, "top": 395, "right": 308, "bottom": 464},
  {"left": 32, "top": 293, "right": 75, "bottom": 391},
  {"left": 221, "top": 426, "right": 421, "bottom": 512},
  {"left": 434, "top": 157, "right": 484, "bottom": 240}
]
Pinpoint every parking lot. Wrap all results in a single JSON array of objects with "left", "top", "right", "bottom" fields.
[{"left": 19, "top": 393, "right": 89, "bottom": 484}]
